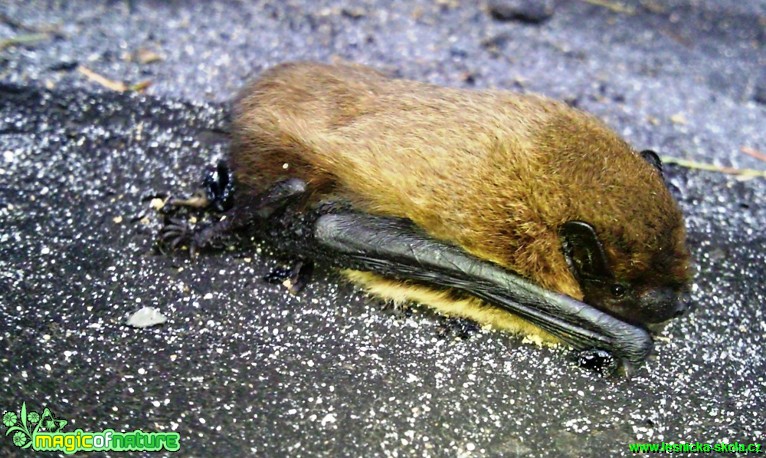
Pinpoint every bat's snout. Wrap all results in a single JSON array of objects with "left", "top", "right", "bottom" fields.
[{"left": 639, "top": 287, "right": 690, "bottom": 323}]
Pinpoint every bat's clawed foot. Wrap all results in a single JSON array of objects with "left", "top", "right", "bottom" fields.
[
  {"left": 158, "top": 216, "right": 228, "bottom": 256},
  {"left": 159, "top": 217, "right": 194, "bottom": 251},
  {"left": 157, "top": 169, "right": 308, "bottom": 257},
  {"left": 264, "top": 260, "right": 314, "bottom": 294},
  {"left": 436, "top": 317, "right": 480, "bottom": 340}
]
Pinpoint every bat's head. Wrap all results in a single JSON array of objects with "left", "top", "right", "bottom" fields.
[
  {"left": 559, "top": 216, "right": 692, "bottom": 326},
  {"left": 526, "top": 110, "right": 694, "bottom": 327}
]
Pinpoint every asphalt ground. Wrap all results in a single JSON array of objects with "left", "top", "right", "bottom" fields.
[{"left": 0, "top": 1, "right": 764, "bottom": 456}]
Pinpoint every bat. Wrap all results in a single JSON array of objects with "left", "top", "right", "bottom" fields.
[{"left": 161, "top": 62, "right": 692, "bottom": 373}]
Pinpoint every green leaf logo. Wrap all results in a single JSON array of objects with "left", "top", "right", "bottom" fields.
[
  {"left": 3, "top": 403, "right": 66, "bottom": 449},
  {"left": 3, "top": 402, "right": 33, "bottom": 449}
]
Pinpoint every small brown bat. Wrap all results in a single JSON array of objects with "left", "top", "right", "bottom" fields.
[{"left": 163, "top": 61, "right": 692, "bottom": 372}]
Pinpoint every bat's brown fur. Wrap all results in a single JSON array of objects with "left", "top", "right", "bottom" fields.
[{"left": 230, "top": 61, "right": 691, "bottom": 335}]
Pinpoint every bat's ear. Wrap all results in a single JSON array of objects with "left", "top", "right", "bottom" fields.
[
  {"left": 559, "top": 221, "right": 612, "bottom": 281},
  {"left": 639, "top": 149, "right": 663, "bottom": 173}
]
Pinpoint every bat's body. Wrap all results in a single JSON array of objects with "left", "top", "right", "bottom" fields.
[{"left": 164, "top": 61, "right": 692, "bottom": 370}]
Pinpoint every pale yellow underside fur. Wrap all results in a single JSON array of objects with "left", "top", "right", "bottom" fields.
[{"left": 343, "top": 270, "right": 560, "bottom": 346}]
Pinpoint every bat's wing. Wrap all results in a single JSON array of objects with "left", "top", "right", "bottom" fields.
[{"left": 310, "top": 213, "right": 653, "bottom": 368}]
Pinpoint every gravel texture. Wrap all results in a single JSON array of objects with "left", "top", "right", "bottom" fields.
[{"left": 1, "top": 1, "right": 764, "bottom": 456}]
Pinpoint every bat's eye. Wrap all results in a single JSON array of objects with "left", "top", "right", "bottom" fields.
[{"left": 611, "top": 284, "right": 626, "bottom": 298}]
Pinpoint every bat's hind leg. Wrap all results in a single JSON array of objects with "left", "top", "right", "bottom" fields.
[{"left": 160, "top": 177, "right": 307, "bottom": 256}]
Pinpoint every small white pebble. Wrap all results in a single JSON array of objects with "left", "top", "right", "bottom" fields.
[{"left": 127, "top": 307, "right": 167, "bottom": 328}]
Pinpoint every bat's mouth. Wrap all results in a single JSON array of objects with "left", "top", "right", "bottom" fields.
[{"left": 313, "top": 213, "right": 654, "bottom": 367}]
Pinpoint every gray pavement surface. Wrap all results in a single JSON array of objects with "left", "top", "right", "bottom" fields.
[{"left": 1, "top": 0, "right": 765, "bottom": 456}]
